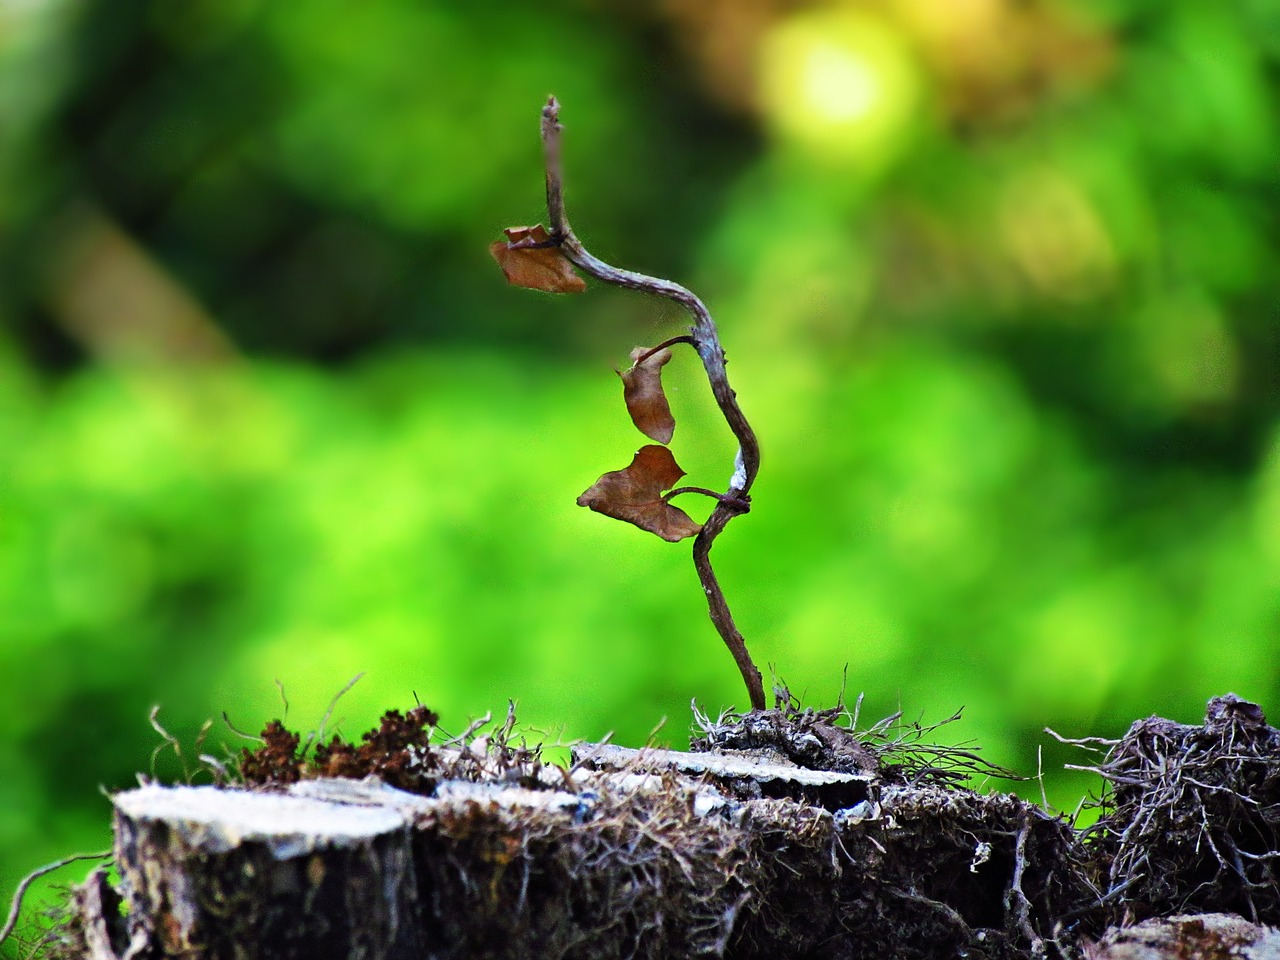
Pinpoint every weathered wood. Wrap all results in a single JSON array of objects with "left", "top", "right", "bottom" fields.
[
  {"left": 112, "top": 785, "right": 422, "bottom": 959},
  {"left": 95, "top": 761, "right": 1083, "bottom": 960},
  {"left": 73, "top": 868, "right": 147, "bottom": 960},
  {"left": 571, "top": 742, "right": 875, "bottom": 809},
  {"left": 1085, "top": 913, "right": 1280, "bottom": 960}
]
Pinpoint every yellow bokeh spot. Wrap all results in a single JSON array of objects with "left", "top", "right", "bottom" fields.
[
  {"left": 758, "top": 10, "right": 922, "bottom": 167},
  {"left": 798, "top": 41, "right": 882, "bottom": 127}
]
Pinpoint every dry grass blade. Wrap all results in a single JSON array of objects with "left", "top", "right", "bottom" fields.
[
  {"left": 222, "top": 711, "right": 264, "bottom": 743},
  {"left": 305, "top": 672, "right": 365, "bottom": 756},
  {"left": 148, "top": 706, "right": 184, "bottom": 781}
]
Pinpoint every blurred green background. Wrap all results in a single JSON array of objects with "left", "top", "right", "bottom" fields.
[{"left": 2, "top": 0, "right": 1278, "bottom": 941}]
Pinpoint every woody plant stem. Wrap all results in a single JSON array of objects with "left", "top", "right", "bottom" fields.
[{"left": 539, "top": 96, "right": 766, "bottom": 711}]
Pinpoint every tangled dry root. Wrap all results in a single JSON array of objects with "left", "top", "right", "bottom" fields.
[
  {"left": 691, "top": 685, "right": 1022, "bottom": 786},
  {"left": 1067, "top": 693, "right": 1280, "bottom": 927}
]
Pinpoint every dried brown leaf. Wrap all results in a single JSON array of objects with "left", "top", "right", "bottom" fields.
[
  {"left": 577, "top": 445, "right": 703, "bottom": 542},
  {"left": 489, "top": 224, "right": 586, "bottom": 294},
  {"left": 620, "top": 346, "right": 675, "bottom": 444}
]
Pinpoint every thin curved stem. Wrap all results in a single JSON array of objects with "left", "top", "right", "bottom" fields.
[
  {"left": 540, "top": 96, "right": 765, "bottom": 711},
  {"left": 634, "top": 335, "right": 696, "bottom": 366},
  {"left": 664, "top": 486, "right": 750, "bottom": 509}
]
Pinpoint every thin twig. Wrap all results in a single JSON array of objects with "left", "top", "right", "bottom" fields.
[
  {"left": 445, "top": 710, "right": 494, "bottom": 748},
  {"left": 1005, "top": 817, "right": 1041, "bottom": 950},
  {"left": 0, "top": 850, "right": 112, "bottom": 947},
  {"left": 892, "top": 888, "right": 971, "bottom": 936},
  {"left": 633, "top": 335, "right": 696, "bottom": 366},
  {"left": 1043, "top": 727, "right": 1118, "bottom": 752},
  {"left": 1053, "top": 875, "right": 1142, "bottom": 923},
  {"left": 500, "top": 699, "right": 519, "bottom": 742},
  {"left": 692, "top": 508, "right": 765, "bottom": 710},
  {"left": 539, "top": 96, "right": 765, "bottom": 710},
  {"left": 664, "top": 486, "right": 750, "bottom": 509}
]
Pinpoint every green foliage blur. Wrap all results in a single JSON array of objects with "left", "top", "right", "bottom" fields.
[{"left": 2, "top": 0, "right": 1278, "bottom": 938}]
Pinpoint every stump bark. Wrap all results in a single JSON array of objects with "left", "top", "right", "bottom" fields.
[{"left": 112, "top": 785, "right": 422, "bottom": 959}]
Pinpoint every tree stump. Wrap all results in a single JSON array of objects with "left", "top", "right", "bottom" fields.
[
  {"left": 89, "top": 754, "right": 1082, "bottom": 959},
  {"left": 112, "top": 785, "right": 422, "bottom": 959},
  {"left": 44, "top": 694, "right": 1280, "bottom": 960}
]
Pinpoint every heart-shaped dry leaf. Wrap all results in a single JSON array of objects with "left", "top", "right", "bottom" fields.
[
  {"left": 577, "top": 445, "right": 702, "bottom": 542},
  {"left": 620, "top": 346, "right": 675, "bottom": 444},
  {"left": 489, "top": 224, "right": 587, "bottom": 294}
]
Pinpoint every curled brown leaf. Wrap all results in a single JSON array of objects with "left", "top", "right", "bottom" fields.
[
  {"left": 577, "top": 445, "right": 703, "bottom": 542},
  {"left": 620, "top": 346, "right": 676, "bottom": 444},
  {"left": 489, "top": 224, "right": 586, "bottom": 294}
]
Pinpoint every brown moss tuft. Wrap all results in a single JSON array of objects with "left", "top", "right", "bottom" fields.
[
  {"left": 239, "top": 720, "right": 303, "bottom": 785},
  {"left": 312, "top": 705, "right": 440, "bottom": 792},
  {"left": 239, "top": 706, "right": 440, "bottom": 791}
]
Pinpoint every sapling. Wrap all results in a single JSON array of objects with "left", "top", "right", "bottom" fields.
[{"left": 490, "top": 97, "right": 767, "bottom": 711}]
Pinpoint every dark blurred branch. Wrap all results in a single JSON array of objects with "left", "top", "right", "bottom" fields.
[{"left": 539, "top": 96, "right": 765, "bottom": 711}]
